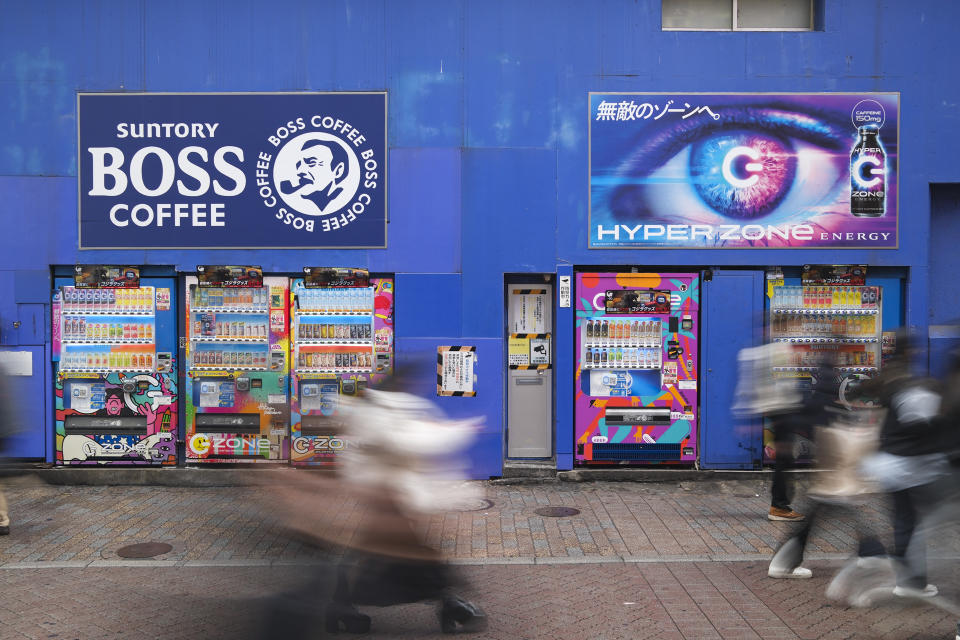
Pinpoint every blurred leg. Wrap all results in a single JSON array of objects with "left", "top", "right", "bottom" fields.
[
  {"left": 769, "top": 504, "right": 819, "bottom": 577},
  {"left": 771, "top": 415, "right": 794, "bottom": 510},
  {"left": 0, "top": 488, "right": 9, "bottom": 530}
]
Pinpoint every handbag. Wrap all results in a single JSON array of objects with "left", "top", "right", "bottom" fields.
[{"left": 807, "top": 409, "right": 882, "bottom": 500}]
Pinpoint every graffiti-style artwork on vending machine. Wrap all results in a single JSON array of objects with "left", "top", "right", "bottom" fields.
[
  {"left": 575, "top": 272, "right": 699, "bottom": 465},
  {"left": 289, "top": 275, "right": 394, "bottom": 465},
  {"left": 53, "top": 275, "right": 179, "bottom": 466},
  {"left": 55, "top": 373, "right": 178, "bottom": 464}
]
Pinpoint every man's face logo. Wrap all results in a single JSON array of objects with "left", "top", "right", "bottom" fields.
[
  {"left": 294, "top": 145, "right": 343, "bottom": 197},
  {"left": 273, "top": 132, "right": 360, "bottom": 217},
  {"left": 105, "top": 395, "right": 125, "bottom": 415}
]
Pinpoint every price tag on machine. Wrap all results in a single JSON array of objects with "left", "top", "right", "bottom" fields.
[{"left": 766, "top": 268, "right": 784, "bottom": 299}]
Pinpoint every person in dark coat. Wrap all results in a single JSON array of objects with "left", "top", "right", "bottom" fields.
[{"left": 856, "top": 334, "right": 959, "bottom": 598}]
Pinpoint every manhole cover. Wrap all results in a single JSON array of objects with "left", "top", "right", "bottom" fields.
[
  {"left": 457, "top": 498, "right": 495, "bottom": 512},
  {"left": 534, "top": 506, "right": 580, "bottom": 518},
  {"left": 116, "top": 542, "right": 173, "bottom": 559}
]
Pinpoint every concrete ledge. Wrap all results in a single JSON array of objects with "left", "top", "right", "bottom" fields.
[
  {"left": 2, "top": 466, "right": 331, "bottom": 487},
  {"left": 556, "top": 469, "right": 817, "bottom": 483},
  {"left": 0, "top": 465, "right": 817, "bottom": 487}
]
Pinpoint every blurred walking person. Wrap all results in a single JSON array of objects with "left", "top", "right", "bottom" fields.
[
  {"left": 325, "top": 384, "right": 488, "bottom": 634},
  {"left": 732, "top": 340, "right": 805, "bottom": 521},
  {"left": 858, "top": 333, "right": 959, "bottom": 598},
  {"left": 762, "top": 353, "right": 885, "bottom": 580},
  {"left": 0, "top": 361, "right": 24, "bottom": 535},
  {"left": 264, "top": 373, "right": 488, "bottom": 636}
]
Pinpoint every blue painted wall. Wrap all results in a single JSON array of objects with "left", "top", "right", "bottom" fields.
[{"left": 2, "top": 1, "right": 957, "bottom": 473}]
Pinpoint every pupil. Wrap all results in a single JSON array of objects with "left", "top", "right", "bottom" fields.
[{"left": 689, "top": 131, "right": 796, "bottom": 220}]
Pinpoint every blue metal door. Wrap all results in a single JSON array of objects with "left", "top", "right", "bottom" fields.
[
  {"left": 0, "top": 346, "right": 47, "bottom": 459},
  {"left": 700, "top": 270, "right": 764, "bottom": 469}
]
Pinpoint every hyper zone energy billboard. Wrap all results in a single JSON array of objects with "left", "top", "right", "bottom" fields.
[
  {"left": 589, "top": 92, "right": 899, "bottom": 249},
  {"left": 78, "top": 92, "right": 386, "bottom": 249}
]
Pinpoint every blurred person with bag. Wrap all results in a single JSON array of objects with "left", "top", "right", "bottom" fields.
[
  {"left": 324, "top": 385, "right": 488, "bottom": 634},
  {"left": 857, "top": 332, "right": 957, "bottom": 598},
  {"left": 763, "top": 355, "right": 852, "bottom": 579},
  {"left": 732, "top": 341, "right": 806, "bottom": 522}
]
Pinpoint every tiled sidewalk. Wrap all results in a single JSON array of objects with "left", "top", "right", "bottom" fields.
[
  {"left": 0, "top": 477, "right": 930, "bottom": 566},
  {"left": 1, "top": 478, "right": 959, "bottom": 639}
]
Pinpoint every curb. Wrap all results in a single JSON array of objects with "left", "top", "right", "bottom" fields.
[
  {"left": 556, "top": 469, "right": 817, "bottom": 483},
  {"left": 0, "top": 466, "right": 329, "bottom": 487},
  {"left": 0, "top": 466, "right": 817, "bottom": 487}
]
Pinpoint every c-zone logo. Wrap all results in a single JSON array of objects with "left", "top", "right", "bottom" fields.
[{"left": 258, "top": 116, "right": 380, "bottom": 234}]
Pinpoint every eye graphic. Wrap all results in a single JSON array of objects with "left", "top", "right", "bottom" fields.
[{"left": 597, "top": 105, "right": 850, "bottom": 229}]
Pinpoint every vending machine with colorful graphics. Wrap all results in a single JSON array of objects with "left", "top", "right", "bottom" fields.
[
  {"left": 575, "top": 272, "right": 699, "bottom": 465},
  {"left": 765, "top": 265, "right": 884, "bottom": 460},
  {"left": 53, "top": 266, "right": 178, "bottom": 465},
  {"left": 184, "top": 266, "right": 290, "bottom": 463},
  {"left": 289, "top": 268, "right": 394, "bottom": 466}
]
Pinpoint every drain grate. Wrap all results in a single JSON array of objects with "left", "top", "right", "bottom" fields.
[
  {"left": 457, "top": 498, "right": 495, "bottom": 512},
  {"left": 116, "top": 542, "right": 173, "bottom": 559},
  {"left": 534, "top": 506, "right": 580, "bottom": 518}
]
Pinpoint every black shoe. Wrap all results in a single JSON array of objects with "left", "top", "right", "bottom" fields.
[
  {"left": 439, "top": 596, "right": 488, "bottom": 634},
  {"left": 324, "top": 602, "right": 371, "bottom": 634},
  {"left": 0, "top": 525, "right": 9, "bottom": 536}
]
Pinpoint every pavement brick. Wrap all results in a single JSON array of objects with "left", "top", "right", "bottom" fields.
[{"left": 0, "top": 479, "right": 958, "bottom": 638}]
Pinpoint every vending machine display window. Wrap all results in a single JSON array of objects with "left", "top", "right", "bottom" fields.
[
  {"left": 574, "top": 273, "right": 700, "bottom": 465},
  {"left": 184, "top": 275, "right": 290, "bottom": 463},
  {"left": 53, "top": 277, "right": 178, "bottom": 466},
  {"left": 765, "top": 280, "right": 884, "bottom": 461},
  {"left": 290, "top": 273, "right": 394, "bottom": 466}
]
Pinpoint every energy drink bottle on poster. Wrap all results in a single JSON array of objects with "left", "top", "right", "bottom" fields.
[{"left": 850, "top": 125, "right": 886, "bottom": 217}]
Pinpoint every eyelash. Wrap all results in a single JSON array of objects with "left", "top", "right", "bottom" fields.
[
  {"left": 614, "top": 106, "right": 847, "bottom": 177},
  {"left": 603, "top": 106, "right": 849, "bottom": 221}
]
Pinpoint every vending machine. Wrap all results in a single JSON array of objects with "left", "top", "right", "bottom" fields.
[
  {"left": 575, "top": 272, "right": 700, "bottom": 465},
  {"left": 289, "top": 268, "right": 394, "bottom": 466},
  {"left": 765, "top": 265, "right": 883, "bottom": 460},
  {"left": 184, "top": 267, "right": 290, "bottom": 463},
  {"left": 53, "top": 266, "right": 178, "bottom": 465}
]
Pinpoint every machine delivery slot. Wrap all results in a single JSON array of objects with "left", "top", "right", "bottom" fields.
[
  {"left": 64, "top": 415, "right": 148, "bottom": 434},
  {"left": 195, "top": 413, "right": 261, "bottom": 433},
  {"left": 603, "top": 407, "right": 671, "bottom": 426}
]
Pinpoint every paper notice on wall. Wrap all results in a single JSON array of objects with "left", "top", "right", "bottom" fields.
[
  {"left": 529, "top": 338, "right": 550, "bottom": 365},
  {"left": 558, "top": 276, "right": 571, "bottom": 308},
  {"left": 508, "top": 337, "right": 529, "bottom": 366},
  {"left": 438, "top": 347, "right": 477, "bottom": 396},
  {"left": 510, "top": 290, "right": 547, "bottom": 334}
]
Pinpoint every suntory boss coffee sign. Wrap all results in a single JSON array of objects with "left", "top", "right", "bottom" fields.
[{"left": 78, "top": 92, "right": 387, "bottom": 249}]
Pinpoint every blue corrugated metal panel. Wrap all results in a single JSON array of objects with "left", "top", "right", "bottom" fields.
[
  {"left": 0, "top": 177, "right": 73, "bottom": 268},
  {"left": 14, "top": 270, "right": 49, "bottom": 303},
  {"left": 143, "top": 1, "right": 387, "bottom": 91},
  {"left": 386, "top": 0, "right": 463, "bottom": 147},
  {"left": 460, "top": 148, "right": 556, "bottom": 337},
  {"left": 0, "top": 271, "right": 15, "bottom": 346},
  {"left": 395, "top": 273, "right": 461, "bottom": 338},
  {"left": 464, "top": 2, "right": 597, "bottom": 149},
  {"left": 394, "top": 337, "right": 502, "bottom": 479},
  {"left": 370, "top": 148, "right": 461, "bottom": 274}
]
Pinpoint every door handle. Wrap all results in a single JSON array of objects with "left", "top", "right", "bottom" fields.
[{"left": 515, "top": 377, "right": 543, "bottom": 385}]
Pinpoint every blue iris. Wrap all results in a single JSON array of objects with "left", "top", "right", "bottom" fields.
[{"left": 689, "top": 130, "right": 796, "bottom": 219}]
